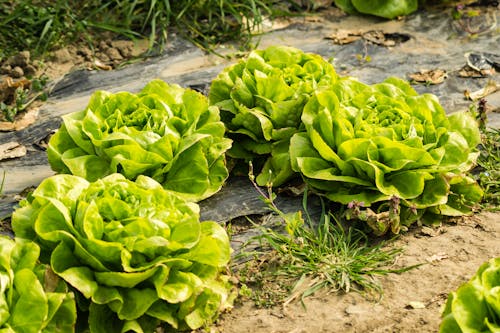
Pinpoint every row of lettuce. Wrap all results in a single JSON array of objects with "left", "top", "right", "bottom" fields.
[{"left": 1, "top": 45, "right": 497, "bottom": 331}]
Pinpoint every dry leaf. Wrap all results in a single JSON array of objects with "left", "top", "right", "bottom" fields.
[
  {"left": 459, "top": 65, "right": 496, "bottom": 78},
  {"left": 406, "top": 301, "right": 426, "bottom": 309},
  {"left": 426, "top": 253, "right": 449, "bottom": 263},
  {"left": 363, "top": 30, "right": 396, "bottom": 46},
  {"left": 0, "top": 77, "right": 31, "bottom": 102},
  {"left": 0, "top": 107, "right": 39, "bottom": 132},
  {"left": 92, "top": 59, "right": 113, "bottom": 71},
  {"left": 0, "top": 141, "right": 26, "bottom": 160},
  {"left": 420, "top": 226, "right": 440, "bottom": 237},
  {"left": 465, "top": 80, "right": 500, "bottom": 100},
  {"left": 409, "top": 69, "right": 447, "bottom": 85},
  {"left": 325, "top": 29, "right": 362, "bottom": 45}
]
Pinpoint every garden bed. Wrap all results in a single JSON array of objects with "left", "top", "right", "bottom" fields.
[{"left": 0, "top": 4, "right": 499, "bottom": 332}]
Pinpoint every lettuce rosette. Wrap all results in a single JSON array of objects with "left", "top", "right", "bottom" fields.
[
  {"left": 0, "top": 236, "right": 76, "bottom": 332},
  {"left": 209, "top": 45, "right": 338, "bottom": 186},
  {"left": 440, "top": 257, "right": 500, "bottom": 333},
  {"left": 47, "top": 79, "right": 232, "bottom": 202},
  {"left": 12, "top": 173, "right": 233, "bottom": 332},
  {"left": 333, "top": 0, "right": 418, "bottom": 19},
  {"left": 290, "top": 77, "right": 483, "bottom": 233}
]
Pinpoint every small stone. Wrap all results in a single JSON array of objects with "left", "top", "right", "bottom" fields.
[
  {"left": 76, "top": 46, "right": 93, "bottom": 60},
  {"left": 7, "top": 51, "right": 30, "bottom": 67},
  {"left": 105, "top": 47, "right": 123, "bottom": 61},
  {"left": 24, "top": 64, "right": 37, "bottom": 77},
  {"left": 95, "top": 52, "right": 110, "bottom": 63},
  {"left": 111, "top": 40, "right": 134, "bottom": 58},
  {"left": 0, "top": 63, "right": 11, "bottom": 74},
  {"left": 51, "top": 48, "right": 73, "bottom": 63},
  {"left": 10, "top": 66, "right": 24, "bottom": 78},
  {"left": 99, "top": 40, "right": 110, "bottom": 50}
]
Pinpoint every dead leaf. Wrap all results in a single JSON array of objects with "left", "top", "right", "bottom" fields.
[
  {"left": 326, "top": 30, "right": 410, "bottom": 47},
  {"left": 426, "top": 253, "right": 448, "bottom": 263},
  {"left": 363, "top": 30, "right": 395, "bottom": 46},
  {"left": 465, "top": 80, "right": 500, "bottom": 100},
  {"left": 459, "top": 64, "right": 496, "bottom": 78},
  {"left": 92, "top": 59, "right": 113, "bottom": 71},
  {"left": 408, "top": 69, "right": 447, "bottom": 85},
  {"left": 362, "top": 31, "right": 410, "bottom": 47},
  {"left": 406, "top": 301, "right": 426, "bottom": 309},
  {"left": 0, "top": 141, "right": 26, "bottom": 160},
  {"left": 325, "top": 29, "right": 362, "bottom": 45},
  {"left": 420, "top": 226, "right": 440, "bottom": 237},
  {"left": 0, "top": 107, "right": 39, "bottom": 131},
  {"left": 0, "top": 77, "right": 31, "bottom": 102}
]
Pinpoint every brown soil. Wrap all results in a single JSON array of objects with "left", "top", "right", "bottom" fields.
[{"left": 216, "top": 212, "right": 500, "bottom": 333}]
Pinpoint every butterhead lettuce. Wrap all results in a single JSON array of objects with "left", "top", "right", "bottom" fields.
[
  {"left": 11, "top": 174, "right": 233, "bottom": 332},
  {"left": 209, "top": 45, "right": 338, "bottom": 186},
  {"left": 333, "top": 0, "right": 418, "bottom": 19},
  {"left": 0, "top": 236, "right": 76, "bottom": 332},
  {"left": 290, "top": 77, "right": 483, "bottom": 233},
  {"left": 440, "top": 257, "right": 500, "bottom": 333},
  {"left": 47, "top": 79, "right": 232, "bottom": 202}
]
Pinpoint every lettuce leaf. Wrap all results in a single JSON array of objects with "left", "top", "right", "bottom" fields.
[
  {"left": 47, "top": 80, "right": 232, "bottom": 202},
  {"left": 0, "top": 236, "right": 76, "bottom": 332},
  {"left": 12, "top": 174, "right": 234, "bottom": 332},
  {"left": 209, "top": 45, "right": 338, "bottom": 186},
  {"left": 440, "top": 257, "right": 500, "bottom": 333},
  {"left": 290, "top": 76, "right": 482, "bottom": 232},
  {"left": 333, "top": 0, "right": 418, "bottom": 19}
]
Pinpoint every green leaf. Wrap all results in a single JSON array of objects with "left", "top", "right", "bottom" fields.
[
  {"left": 210, "top": 45, "right": 338, "bottom": 186},
  {"left": 47, "top": 80, "right": 231, "bottom": 202},
  {"left": 289, "top": 76, "right": 482, "bottom": 233},
  {"left": 11, "top": 174, "right": 233, "bottom": 331},
  {"left": 351, "top": 0, "right": 418, "bottom": 19},
  {"left": 0, "top": 237, "right": 76, "bottom": 333}
]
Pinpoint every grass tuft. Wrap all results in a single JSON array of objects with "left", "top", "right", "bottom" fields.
[
  {"left": 0, "top": 0, "right": 278, "bottom": 60},
  {"left": 236, "top": 163, "right": 418, "bottom": 306},
  {"left": 469, "top": 99, "right": 500, "bottom": 211}
]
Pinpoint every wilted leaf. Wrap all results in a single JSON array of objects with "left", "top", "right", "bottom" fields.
[
  {"left": 0, "top": 141, "right": 26, "bottom": 160},
  {"left": 409, "top": 69, "right": 447, "bottom": 85}
]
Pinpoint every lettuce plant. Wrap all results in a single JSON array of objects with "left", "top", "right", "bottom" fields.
[
  {"left": 47, "top": 79, "right": 232, "bottom": 202},
  {"left": 209, "top": 45, "right": 338, "bottom": 186},
  {"left": 0, "top": 236, "right": 76, "bottom": 332},
  {"left": 290, "top": 77, "right": 483, "bottom": 233},
  {"left": 333, "top": 0, "right": 418, "bottom": 19},
  {"left": 12, "top": 173, "right": 233, "bottom": 332},
  {"left": 440, "top": 257, "right": 500, "bottom": 332}
]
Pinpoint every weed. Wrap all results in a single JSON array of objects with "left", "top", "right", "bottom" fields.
[
  {"left": 0, "top": 74, "right": 48, "bottom": 121},
  {"left": 469, "top": 99, "right": 500, "bottom": 211},
  {"left": 0, "top": 0, "right": 280, "bottom": 60},
  {"left": 475, "top": 128, "right": 500, "bottom": 211},
  {"left": 236, "top": 163, "right": 417, "bottom": 306}
]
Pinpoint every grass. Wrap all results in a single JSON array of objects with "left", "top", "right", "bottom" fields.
[
  {"left": 235, "top": 164, "right": 418, "bottom": 306},
  {"left": 0, "top": 0, "right": 285, "bottom": 60},
  {"left": 0, "top": 74, "right": 49, "bottom": 121},
  {"left": 472, "top": 99, "right": 500, "bottom": 211}
]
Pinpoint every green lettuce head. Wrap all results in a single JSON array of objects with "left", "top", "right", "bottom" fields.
[
  {"left": 12, "top": 174, "right": 233, "bottom": 332},
  {"left": 440, "top": 257, "right": 500, "bottom": 333},
  {"left": 0, "top": 236, "right": 76, "bottom": 332},
  {"left": 47, "top": 79, "right": 232, "bottom": 202},
  {"left": 333, "top": 0, "right": 418, "bottom": 19},
  {"left": 209, "top": 45, "right": 338, "bottom": 186},
  {"left": 290, "top": 77, "right": 483, "bottom": 234}
]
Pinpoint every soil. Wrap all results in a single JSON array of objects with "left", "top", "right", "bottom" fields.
[
  {"left": 0, "top": 3, "right": 499, "bottom": 333},
  {"left": 215, "top": 212, "right": 500, "bottom": 333}
]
